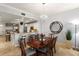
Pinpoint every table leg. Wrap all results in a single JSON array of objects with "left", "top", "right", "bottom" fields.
[{"left": 36, "top": 49, "right": 39, "bottom": 56}]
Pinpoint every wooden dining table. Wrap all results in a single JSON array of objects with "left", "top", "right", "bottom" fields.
[
  {"left": 27, "top": 37, "right": 52, "bottom": 55},
  {"left": 27, "top": 38, "right": 51, "bottom": 48}
]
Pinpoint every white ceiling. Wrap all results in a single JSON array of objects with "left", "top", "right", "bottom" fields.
[
  {"left": 0, "top": 3, "right": 79, "bottom": 24},
  {"left": 5, "top": 3, "right": 79, "bottom": 17},
  {"left": 0, "top": 11, "right": 34, "bottom": 24},
  {"left": 0, "top": 11, "right": 20, "bottom": 24}
]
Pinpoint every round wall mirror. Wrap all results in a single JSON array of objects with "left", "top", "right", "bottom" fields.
[{"left": 50, "top": 21, "right": 63, "bottom": 34}]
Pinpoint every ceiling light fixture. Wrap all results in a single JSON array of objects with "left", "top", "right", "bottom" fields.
[
  {"left": 40, "top": 3, "right": 48, "bottom": 20},
  {"left": 0, "top": 24, "right": 3, "bottom": 27},
  {"left": 16, "top": 19, "right": 19, "bottom": 21},
  {"left": 40, "top": 15, "right": 48, "bottom": 19},
  {"left": 21, "top": 13, "right": 26, "bottom": 16},
  {"left": 42, "top": 3, "right": 46, "bottom": 5},
  {"left": 40, "top": 3, "right": 48, "bottom": 33},
  {"left": 20, "top": 12, "right": 26, "bottom": 22}
]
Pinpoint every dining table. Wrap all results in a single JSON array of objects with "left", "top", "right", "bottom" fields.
[{"left": 27, "top": 37, "right": 52, "bottom": 55}]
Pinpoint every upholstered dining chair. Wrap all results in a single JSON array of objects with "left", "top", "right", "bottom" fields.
[
  {"left": 18, "top": 39, "right": 36, "bottom": 56},
  {"left": 46, "top": 36, "right": 57, "bottom": 56},
  {"left": 47, "top": 38, "right": 54, "bottom": 56},
  {"left": 37, "top": 36, "right": 58, "bottom": 56},
  {"left": 35, "top": 38, "right": 54, "bottom": 56},
  {"left": 52, "top": 36, "right": 57, "bottom": 53}
]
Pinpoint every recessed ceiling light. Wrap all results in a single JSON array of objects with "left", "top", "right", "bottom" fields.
[
  {"left": 0, "top": 24, "right": 3, "bottom": 27},
  {"left": 21, "top": 13, "right": 26, "bottom": 16},
  {"left": 42, "top": 3, "right": 46, "bottom": 5},
  {"left": 40, "top": 15, "right": 48, "bottom": 19},
  {"left": 16, "top": 19, "right": 19, "bottom": 21}
]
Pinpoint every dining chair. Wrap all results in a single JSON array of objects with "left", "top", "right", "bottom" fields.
[
  {"left": 52, "top": 36, "right": 57, "bottom": 53},
  {"left": 18, "top": 38, "right": 36, "bottom": 56},
  {"left": 35, "top": 38, "right": 53, "bottom": 56},
  {"left": 47, "top": 38, "right": 54, "bottom": 56},
  {"left": 34, "top": 36, "right": 57, "bottom": 56}
]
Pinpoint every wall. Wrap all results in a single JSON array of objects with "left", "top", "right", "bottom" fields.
[
  {"left": 41, "top": 8, "right": 79, "bottom": 48},
  {"left": 0, "top": 24, "right": 5, "bottom": 35}
]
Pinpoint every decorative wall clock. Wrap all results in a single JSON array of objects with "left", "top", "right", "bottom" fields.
[{"left": 50, "top": 21, "right": 63, "bottom": 34}]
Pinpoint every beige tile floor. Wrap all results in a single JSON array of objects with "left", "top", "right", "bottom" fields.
[{"left": 0, "top": 35, "right": 79, "bottom": 56}]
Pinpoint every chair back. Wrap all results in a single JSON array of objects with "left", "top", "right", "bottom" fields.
[
  {"left": 47, "top": 36, "right": 57, "bottom": 55},
  {"left": 52, "top": 36, "right": 57, "bottom": 47},
  {"left": 46, "top": 38, "right": 53, "bottom": 55},
  {"left": 18, "top": 39, "right": 26, "bottom": 56}
]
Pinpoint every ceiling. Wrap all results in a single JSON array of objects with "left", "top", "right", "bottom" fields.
[
  {"left": 0, "top": 11, "right": 35, "bottom": 24},
  {"left": 0, "top": 3, "right": 79, "bottom": 24},
  {"left": 5, "top": 3, "right": 79, "bottom": 17}
]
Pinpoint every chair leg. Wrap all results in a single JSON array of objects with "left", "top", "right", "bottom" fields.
[
  {"left": 49, "top": 48, "right": 53, "bottom": 56},
  {"left": 51, "top": 48, "right": 53, "bottom": 56},
  {"left": 21, "top": 51, "right": 26, "bottom": 56},
  {"left": 21, "top": 52, "right": 26, "bottom": 56},
  {"left": 48, "top": 50, "right": 50, "bottom": 56},
  {"left": 54, "top": 47, "right": 56, "bottom": 53}
]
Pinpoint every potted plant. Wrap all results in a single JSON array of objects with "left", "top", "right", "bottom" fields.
[
  {"left": 66, "top": 30, "right": 72, "bottom": 41},
  {"left": 65, "top": 30, "right": 72, "bottom": 49}
]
